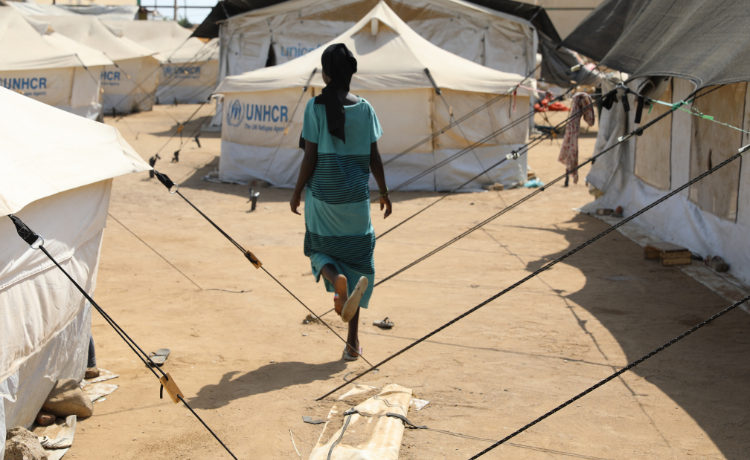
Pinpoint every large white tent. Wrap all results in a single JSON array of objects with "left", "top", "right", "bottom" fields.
[
  {"left": 32, "top": 14, "right": 160, "bottom": 114},
  {"left": 206, "top": 0, "right": 538, "bottom": 130},
  {"left": 105, "top": 20, "right": 220, "bottom": 104},
  {"left": 0, "top": 7, "right": 109, "bottom": 120},
  {"left": 215, "top": 1, "right": 530, "bottom": 191},
  {"left": 0, "top": 88, "right": 149, "bottom": 459}
]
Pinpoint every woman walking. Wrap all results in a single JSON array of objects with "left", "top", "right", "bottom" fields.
[{"left": 290, "top": 43, "right": 392, "bottom": 361}]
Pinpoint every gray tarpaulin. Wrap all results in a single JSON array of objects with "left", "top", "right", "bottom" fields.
[{"left": 562, "top": 0, "right": 750, "bottom": 89}]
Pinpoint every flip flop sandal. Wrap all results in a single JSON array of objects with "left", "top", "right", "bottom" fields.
[
  {"left": 148, "top": 348, "right": 170, "bottom": 367},
  {"left": 373, "top": 317, "right": 394, "bottom": 329},
  {"left": 341, "top": 276, "right": 368, "bottom": 323},
  {"left": 342, "top": 346, "right": 362, "bottom": 361}
]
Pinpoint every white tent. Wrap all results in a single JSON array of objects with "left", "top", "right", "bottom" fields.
[
  {"left": 33, "top": 14, "right": 160, "bottom": 114},
  {"left": 0, "top": 7, "right": 109, "bottom": 120},
  {"left": 215, "top": 1, "right": 530, "bottom": 191},
  {"left": 207, "top": 0, "right": 538, "bottom": 130},
  {"left": 0, "top": 87, "right": 149, "bottom": 458},
  {"left": 583, "top": 77, "right": 750, "bottom": 286},
  {"left": 105, "top": 20, "right": 220, "bottom": 104}
]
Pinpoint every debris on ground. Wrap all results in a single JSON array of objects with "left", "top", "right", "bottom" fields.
[
  {"left": 5, "top": 426, "right": 48, "bottom": 460},
  {"left": 35, "top": 411, "right": 55, "bottom": 427},
  {"left": 705, "top": 255, "right": 730, "bottom": 272},
  {"left": 303, "top": 314, "right": 320, "bottom": 324},
  {"left": 596, "top": 208, "right": 614, "bottom": 216},
  {"left": 482, "top": 183, "right": 504, "bottom": 191},
  {"left": 35, "top": 415, "right": 77, "bottom": 460}
]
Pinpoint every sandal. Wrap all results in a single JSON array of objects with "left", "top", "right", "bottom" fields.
[
  {"left": 373, "top": 317, "right": 394, "bottom": 329},
  {"left": 341, "top": 276, "right": 368, "bottom": 323},
  {"left": 148, "top": 348, "right": 170, "bottom": 367},
  {"left": 343, "top": 346, "right": 362, "bottom": 361}
]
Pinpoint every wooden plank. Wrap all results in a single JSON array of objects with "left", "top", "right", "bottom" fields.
[
  {"left": 159, "top": 373, "right": 184, "bottom": 404},
  {"left": 662, "top": 257, "right": 692, "bottom": 266},
  {"left": 645, "top": 242, "right": 690, "bottom": 260}
]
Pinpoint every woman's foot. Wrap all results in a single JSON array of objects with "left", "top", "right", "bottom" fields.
[{"left": 333, "top": 274, "right": 348, "bottom": 316}]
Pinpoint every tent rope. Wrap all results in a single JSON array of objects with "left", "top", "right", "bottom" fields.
[
  {"left": 108, "top": 213, "right": 202, "bottom": 290},
  {"left": 6, "top": 215, "right": 238, "bottom": 460},
  {"left": 150, "top": 170, "right": 374, "bottom": 366},
  {"left": 107, "top": 41, "right": 217, "bottom": 115},
  {"left": 371, "top": 84, "right": 729, "bottom": 287},
  {"left": 468, "top": 292, "right": 750, "bottom": 459},
  {"left": 316, "top": 86, "right": 737, "bottom": 400},
  {"left": 376, "top": 86, "right": 596, "bottom": 241},
  {"left": 261, "top": 68, "right": 317, "bottom": 183}
]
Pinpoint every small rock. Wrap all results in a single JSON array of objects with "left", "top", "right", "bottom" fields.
[
  {"left": 302, "top": 333, "right": 308, "bottom": 336},
  {"left": 85, "top": 367, "right": 100, "bottom": 380},
  {"left": 35, "top": 410, "right": 56, "bottom": 427},
  {"left": 5, "top": 426, "right": 48, "bottom": 460},
  {"left": 270, "top": 361, "right": 276, "bottom": 363},
  {"left": 42, "top": 379, "right": 93, "bottom": 419}
]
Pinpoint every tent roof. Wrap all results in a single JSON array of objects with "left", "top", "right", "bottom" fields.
[
  {"left": 5, "top": 1, "right": 75, "bottom": 17},
  {"left": 192, "top": 0, "right": 560, "bottom": 43},
  {"left": 33, "top": 14, "right": 156, "bottom": 62},
  {"left": 105, "top": 20, "right": 219, "bottom": 63},
  {"left": 562, "top": 0, "right": 750, "bottom": 89},
  {"left": 44, "top": 31, "right": 113, "bottom": 67},
  {"left": 0, "top": 87, "right": 150, "bottom": 216},
  {"left": 216, "top": 1, "right": 526, "bottom": 95},
  {"left": 0, "top": 7, "right": 81, "bottom": 71}
]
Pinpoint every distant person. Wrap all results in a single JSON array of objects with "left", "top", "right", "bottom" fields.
[{"left": 290, "top": 43, "right": 392, "bottom": 361}]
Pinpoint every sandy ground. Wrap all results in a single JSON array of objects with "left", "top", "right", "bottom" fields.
[{"left": 66, "top": 104, "right": 750, "bottom": 460}]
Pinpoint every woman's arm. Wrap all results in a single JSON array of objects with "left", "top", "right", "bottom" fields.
[
  {"left": 290, "top": 139, "right": 318, "bottom": 215},
  {"left": 369, "top": 141, "right": 392, "bottom": 219}
]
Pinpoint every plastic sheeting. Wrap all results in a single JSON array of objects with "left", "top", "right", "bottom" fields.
[
  {"left": 309, "top": 384, "right": 412, "bottom": 460},
  {"left": 562, "top": 0, "right": 750, "bottom": 90},
  {"left": 582, "top": 78, "right": 750, "bottom": 286},
  {"left": 0, "top": 85, "right": 147, "bottom": 460}
]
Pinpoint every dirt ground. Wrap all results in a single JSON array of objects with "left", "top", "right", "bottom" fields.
[{"left": 67, "top": 104, "right": 750, "bottom": 460}]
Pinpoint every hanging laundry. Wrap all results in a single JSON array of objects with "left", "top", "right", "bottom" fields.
[{"left": 558, "top": 92, "right": 595, "bottom": 184}]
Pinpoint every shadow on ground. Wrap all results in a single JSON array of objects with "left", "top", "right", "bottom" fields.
[
  {"left": 518, "top": 213, "right": 750, "bottom": 458},
  {"left": 189, "top": 360, "right": 348, "bottom": 409}
]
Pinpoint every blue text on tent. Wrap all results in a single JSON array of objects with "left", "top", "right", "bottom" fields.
[
  {"left": 1, "top": 77, "right": 47, "bottom": 90},
  {"left": 101, "top": 71, "right": 121, "bottom": 81},
  {"left": 226, "top": 100, "right": 289, "bottom": 127},
  {"left": 280, "top": 43, "right": 321, "bottom": 58}
]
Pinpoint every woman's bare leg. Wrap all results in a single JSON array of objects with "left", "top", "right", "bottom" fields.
[
  {"left": 321, "top": 264, "right": 348, "bottom": 316},
  {"left": 320, "top": 264, "right": 360, "bottom": 357},
  {"left": 347, "top": 308, "right": 360, "bottom": 357}
]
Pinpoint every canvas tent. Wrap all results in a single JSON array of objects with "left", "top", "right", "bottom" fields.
[
  {"left": 32, "top": 14, "right": 160, "bottom": 114},
  {"left": 105, "top": 20, "right": 220, "bottom": 104},
  {"left": 215, "top": 1, "right": 530, "bottom": 191},
  {"left": 0, "top": 8, "right": 110, "bottom": 120},
  {"left": 203, "top": 0, "right": 543, "bottom": 130},
  {"left": 562, "top": 0, "right": 750, "bottom": 286},
  {"left": 0, "top": 87, "right": 149, "bottom": 459}
]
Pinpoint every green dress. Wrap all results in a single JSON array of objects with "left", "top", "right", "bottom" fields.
[{"left": 301, "top": 96, "right": 383, "bottom": 308}]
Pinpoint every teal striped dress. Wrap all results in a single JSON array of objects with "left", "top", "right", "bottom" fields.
[{"left": 301, "top": 96, "right": 383, "bottom": 308}]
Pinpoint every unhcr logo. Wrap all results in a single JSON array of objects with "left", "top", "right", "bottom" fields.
[
  {"left": 227, "top": 99, "right": 244, "bottom": 127},
  {"left": 226, "top": 100, "right": 290, "bottom": 128}
]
